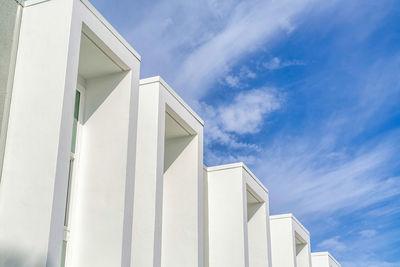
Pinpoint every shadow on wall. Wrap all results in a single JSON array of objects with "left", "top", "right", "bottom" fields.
[
  {"left": 0, "top": 247, "right": 46, "bottom": 267},
  {"left": 83, "top": 71, "right": 129, "bottom": 124}
]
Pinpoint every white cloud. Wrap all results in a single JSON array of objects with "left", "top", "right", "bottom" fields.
[
  {"left": 359, "top": 229, "right": 378, "bottom": 238},
  {"left": 125, "top": 0, "right": 315, "bottom": 102},
  {"left": 219, "top": 87, "right": 282, "bottom": 134},
  {"left": 317, "top": 236, "right": 346, "bottom": 251},
  {"left": 199, "top": 87, "right": 283, "bottom": 151},
  {"left": 174, "top": 0, "right": 312, "bottom": 101},
  {"left": 256, "top": 133, "right": 400, "bottom": 219},
  {"left": 198, "top": 87, "right": 283, "bottom": 167},
  {"left": 242, "top": 67, "right": 257, "bottom": 79},
  {"left": 222, "top": 66, "right": 257, "bottom": 88},
  {"left": 225, "top": 75, "right": 240, "bottom": 87},
  {"left": 247, "top": 55, "right": 400, "bottom": 220},
  {"left": 263, "top": 57, "right": 305, "bottom": 70}
]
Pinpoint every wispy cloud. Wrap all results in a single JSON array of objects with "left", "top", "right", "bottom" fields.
[
  {"left": 258, "top": 132, "right": 400, "bottom": 218},
  {"left": 174, "top": 0, "right": 313, "bottom": 101},
  {"left": 317, "top": 236, "right": 346, "bottom": 252},
  {"left": 222, "top": 66, "right": 257, "bottom": 88},
  {"left": 263, "top": 57, "right": 306, "bottom": 71},
  {"left": 224, "top": 75, "right": 240, "bottom": 88},
  {"left": 359, "top": 229, "right": 378, "bottom": 239},
  {"left": 125, "top": 0, "right": 316, "bottom": 102}
]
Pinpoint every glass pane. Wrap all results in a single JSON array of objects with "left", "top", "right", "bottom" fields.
[
  {"left": 64, "top": 158, "right": 74, "bottom": 227},
  {"left": 61, "top": 240, "right": 67, "bottom": 267},
  {"left": 71, "top": 91, "right": 81, "bottom": 154}
]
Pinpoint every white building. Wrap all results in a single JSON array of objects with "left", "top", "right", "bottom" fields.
[
  {"left": 131, "top": 76, "right": 204, "bottom": 267},
  {"left": 0, "top": 0, "right": 140, "bottom": 266},
  {"left": 270, "top": 214, "right": 312, "bottom": 267},
  {"left": 312, "top": 252, "right": 341, "bottom": 267},
  {"left": 205, "top": 163, "right": 272, "bottom": 267},
  {"left": 0, "top": 0, "right": 341, "bottom": 267}
]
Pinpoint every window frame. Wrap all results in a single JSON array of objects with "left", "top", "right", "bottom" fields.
[{"left": 62, "top": 84, "right": 85, "bottom": 267}]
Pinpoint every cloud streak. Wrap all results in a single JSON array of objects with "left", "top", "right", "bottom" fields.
[
  {"left": 125, "top": 0, "right": 315, "bottom": 103},
  {"left": 263, "top": 57, "right": 306, "bottom": 70},
  {"left": 257, "top": 133, "right": 400, "bottom": 218},
  {"left": 174, "top": 0, "right": 313, "bottom": 101}
]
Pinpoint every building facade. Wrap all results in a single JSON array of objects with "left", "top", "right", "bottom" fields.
[
  {"left": 205, "top": 163, "right": 272, "bottom": 267},
  {"left": 312, "top": 252, "right": 341, "bottom": 267},
  {"left": 0, "top": 0, "right": 341, "bottom": 267},
  {"left": 270, "top": 214, "right": 312, "bottom": 267}
]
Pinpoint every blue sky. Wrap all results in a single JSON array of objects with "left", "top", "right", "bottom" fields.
[{"left": 91, "top": 0, "right": 400, "bottom": 265}]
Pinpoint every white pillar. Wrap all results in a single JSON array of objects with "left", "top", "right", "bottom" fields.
[
  {"left": 0, "top": 1, "right": 78, "bottom": 266},
  {"left": 205, "top": 163, "right": 272, "bottom": 267},
  {"left": 270, "top": 214, "right": 312, "bottom": 267},
  {"left": 131, "top": 76, "right": 204, "bottom": 267},
  {"left": 312, "top": 252, "right": 341, "bottom": 267},
  {"left": 0, "top": 1, "right": 141, "bottom": 266}
]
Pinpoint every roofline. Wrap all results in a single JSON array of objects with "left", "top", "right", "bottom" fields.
[
  {"left": 140, "top": 76, "right": 204, "bottom": 126},
  {"left": 206, "top": 162, "right": 269, "bottom": 194},
  {"left": 270, "top": 213, "right": 310, "bottom": 235},
  {"left": 24, "top": 0, "right": 49, "bottom": 7},
  {"left": 23, "top": 0, "right": 141, "bottom": 62},
  {"left": 312, "top": 252, "right": 341, "bottom": 266},
  {"left": 13, "top": 0, "right": 25, "bottom": 6}
]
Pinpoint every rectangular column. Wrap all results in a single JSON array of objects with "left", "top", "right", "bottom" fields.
[
  {"left": 131, "top": 80, "right": 163, "bottom": 267},
  {"left": 312, "top": 252, "right": 341, "bottom": 267},
  {"left": 207, "top": 166, "right": 247, "bottom": 267},
  {"left": 270, "top": 214, "right": 312, "bottom": 267},
  {"left": 0, "top": 1, "right": 78, "bottom": 266},
  {"left": 132, "top": 76, "right": 204, "bottom": 267},
  {"left": 206, "top": 163, "right": 272, "bottom": 267}
]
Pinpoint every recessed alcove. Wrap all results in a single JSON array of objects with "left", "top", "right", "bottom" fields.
[
  {"left": 246, "top": 187, "right": 269, "bottom": 267},
  {"left": 65, "top": 25, "right": 135, "bottom": 267},
  {"left": 162, "top": 107, "right": 199, "bottom": 267},
  {"left": 295, "top": 232, "right": 309, "bottom": 267}
]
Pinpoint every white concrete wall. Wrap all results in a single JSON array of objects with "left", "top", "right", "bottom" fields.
[
  {"left": 292, "top": 217, "right": 312, "bottom": 267},
  {"left": 68, "top": 71, "right": 133, "bottom": 267},
  {"left": 297, "top": 240, "right": 310, "bottom": 267},
  {"left": 131, "top": 81, "right": 162, "bottom": 267},
  {"left": 329, "top": 256, "right": 341, "bottom": 267},
  {"left": 0, "top": 0, "right": 23, "bottom": 177},
  {"left": 0, "top": 1, "right": 76, "bottom": 266},
  {"left": 73, "top": 3, "right": 141, "bottom": 267},
  {"left": 132, "top": 77, "right": 204, "bottom": 267},
  {"left": 243, "top": 168, "right": 272, "bottom": 267},
  {"left": 270, "top": 214, "right": 312, "bottom": 267},
  {"left": 312, "top": 252, "right": 341, "bottom": 267},
  {"left": 312, "top": 254, "right": 328, "bottom": 267},
  {"left": 247, "top": 200, "right": 270, "bottom": 267},
  {"left": 207, "top": 166, "right": 247, "bottom": 267},
  {"left": 162, "top": 135, "right": 200, "bottom": 267},
  {"left": 270, "top": 216, "right": 296, "bottom": 267},
  {"left": 206, "top": 163, "right": 271, "bottom": 267},
  {"left": 0, "top": 0, "right": 141, "bottom": 266},
  {"left": 203, "top": 166, "right": 209, "bottom": 267}
]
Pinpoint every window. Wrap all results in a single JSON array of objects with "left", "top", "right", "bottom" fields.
[{"left": 61, "top": 89, "right": 82, "bottom": 267}]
